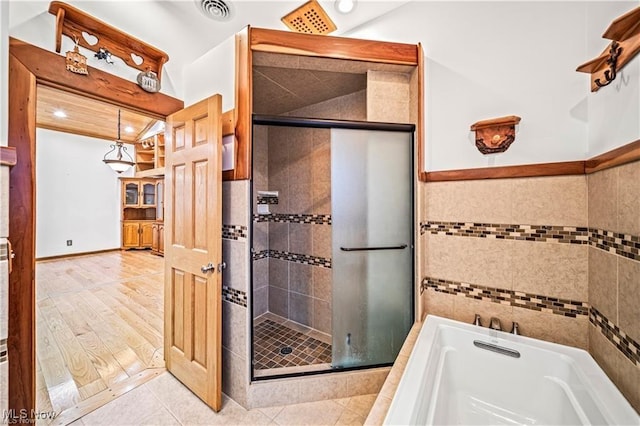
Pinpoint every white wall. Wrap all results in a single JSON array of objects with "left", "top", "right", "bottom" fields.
[
  {"left": 183, "top": 33, "right": 236, "bottom": 109},
  {"left": 1, "top": 0, "right": 8, "bottom": 147},
  {"left": 586, "top": 2, "right": 640, "bottom": 157},
  {"left": 35, "top": 129, "right": 133, "bottom": 258},
  {"left": 347, "top": 1, "right": 638, "bottom": 171}
]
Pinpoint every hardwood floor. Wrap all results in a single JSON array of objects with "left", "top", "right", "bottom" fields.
[{"left": 35, "top": 250, "right": 164, "bottom": 416}]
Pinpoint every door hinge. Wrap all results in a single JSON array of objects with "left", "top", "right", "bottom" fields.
[{"left": 7, "top": 239, "right": 14, "bottom": 274}]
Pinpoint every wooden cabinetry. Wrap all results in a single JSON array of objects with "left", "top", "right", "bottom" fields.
[
  {"left": 135, "top": 133, "right": 165, "bottom": 177},
  {"left": 151, "top": 222, "right": 164, "bottom": 256},
  {"left": 120, "top": 178, "right": 158, "bottom": 249}
]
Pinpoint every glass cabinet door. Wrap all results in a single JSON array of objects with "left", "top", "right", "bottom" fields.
[
  {"left": 142, "top": 183, "right": 156, "bottom": 206},
  {"left": 125, "top": 182, "right": 139, "bottom": 206},
  {"left": 156, "top": 180, "right": 164, "bottom": 220}
]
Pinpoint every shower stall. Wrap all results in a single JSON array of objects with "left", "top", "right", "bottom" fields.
[{"left": 251, "top": 116, "right": 414, "bottom": 378}]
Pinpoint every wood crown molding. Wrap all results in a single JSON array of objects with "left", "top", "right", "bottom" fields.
[
  {"left": 0, "top": 146, "right": 17, "bottom": 166},
  {"left": 249, "top": 27, "right": 418, "bottom": 65},
  {"left": 422, "top": 139, "right": 640, "bottom": 182},
  {"left": 9, "top": 37, "right": 183, "bottom": 118}
]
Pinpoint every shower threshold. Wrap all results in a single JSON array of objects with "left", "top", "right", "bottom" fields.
[{"left": 253, "top": 313, "right": 332, "bottom": 378}]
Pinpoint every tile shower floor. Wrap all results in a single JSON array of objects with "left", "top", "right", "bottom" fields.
[{"left": 254, "top": 314, "right": 332, "bottom": 373}]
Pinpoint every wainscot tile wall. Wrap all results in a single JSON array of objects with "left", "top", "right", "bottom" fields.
[{"left": 420, "top": 165, "right": 640, "bottom": 412}]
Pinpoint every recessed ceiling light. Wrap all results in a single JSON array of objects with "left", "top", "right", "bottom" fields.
[
  {"left": 335, "top": 0, "right": 356, "bottom": 14},
  {"left": 53, "top": 110, "right": 67, "bottom": 118},
  {"left": 124, "top": 126, "right": 134, "bottom": 133}
]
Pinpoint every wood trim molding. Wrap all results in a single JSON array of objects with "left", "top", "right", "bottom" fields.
[
  {"left": 250, "top": 27, "right": 418, "bottom": 65},
  {"left": 0, "top": 146, "right": 17, "bottom": 166},
  {"left": 8, "top": 53, "right": 37, "bottom": 418},
  {"left": 585, "top": 139, "right": 640, "bottom": 173},
  {"left": 10, "top": 37, "right": 183, "bottom": 118},
  {"left": 424, "top": 161, "right": 586, "bottom": 182},
  {"left": 417, "top": 43, "right": 425, "bottom": 183},
  {"left": 224, "top": 26, "right": 251, "bottom": 182},
  {"left": 420, "top": 139, "right": 640, "bottom": 182}
]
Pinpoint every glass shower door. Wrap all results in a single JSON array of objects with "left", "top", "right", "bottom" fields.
[{"left": 331, "top": 127, "right": 414, "bottom": 369}]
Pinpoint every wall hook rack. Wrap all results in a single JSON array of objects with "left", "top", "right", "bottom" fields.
[
  {"left": 577, "top": 5, "right": 640, "bottom": 92},
  {"left": 594, "top": 41, "right": 622, "bottom": 88}
]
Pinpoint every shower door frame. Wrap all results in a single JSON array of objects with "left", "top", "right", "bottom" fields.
[{"left": 249, "top": 114, "right": 415, "bottom": 381}]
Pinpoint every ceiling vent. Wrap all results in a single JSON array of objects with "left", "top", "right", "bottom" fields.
[
  {"left": 197, "top": 0, "right": 233, "bottom": 21},
  {"left": 281, "top": 0, "right": 337, "bottom": 35}
]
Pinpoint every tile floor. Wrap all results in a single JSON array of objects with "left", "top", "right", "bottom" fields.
[
  {"left": 254, "top": 320, "right": 332, "bottom": 370},
  {"left": 75, "top": 371, "right": 377, "bottom": 425}
]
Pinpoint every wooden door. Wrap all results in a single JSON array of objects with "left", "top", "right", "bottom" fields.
[{"left": 164, "top": 95, "right": 223, "bottom": 411}]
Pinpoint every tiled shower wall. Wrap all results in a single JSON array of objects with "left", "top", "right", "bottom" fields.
[
  {"left": 587, "top": 160, "right": 640, "bottom": 411},
  {"left": 420, "top": 165, "right": 640, "bottom": 412},
  {"left": 1, "top": 164, "right": 9, "bottom": 414},
  {"left": 252, "top": 90, "right": 367, "bottom": 334},
  {"left": 253, "top": 125, "right": 333, "bottom": 334}
]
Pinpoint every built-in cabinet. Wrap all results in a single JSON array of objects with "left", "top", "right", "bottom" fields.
[
  {"left": 120, "top": 177, "right": 160, "bottom": 249},
  {"left": 135, "top": 133, "right": 165, "bottom": 177}
]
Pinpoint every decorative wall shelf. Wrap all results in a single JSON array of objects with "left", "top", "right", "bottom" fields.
[
  {"left": 577, "top": 6, "right": 640, "bottom": 92},
  {"left": 470, "top": 115, "right": 521, "bottom": 155},
  {"left": 48, "top": 1, "right": 169, "bottom": 83}
]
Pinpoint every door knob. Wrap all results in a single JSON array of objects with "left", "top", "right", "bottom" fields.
[{"left": 201, "top": 262, "right": 215, "bottom": 273}]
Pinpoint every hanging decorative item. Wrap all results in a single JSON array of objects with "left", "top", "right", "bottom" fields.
[
  {"left": 65, "top": 36, "right": 88, "bottom": 75},
  {"left": 94, "top": 47, "right": 114, "bottom": 64},
  {"left": 136, "top": 69, "right": 161, "bottom": 93},
  {"left": 470, "top": 115, "right": 521, "bottom": 155}
]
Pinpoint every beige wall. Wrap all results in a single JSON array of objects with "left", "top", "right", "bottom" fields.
[
  {"left": 420, "top": 163, "right": 640, "bottom": 412},
  {"left": 587, "top": 160, "right": 640, "bottom": 411}
]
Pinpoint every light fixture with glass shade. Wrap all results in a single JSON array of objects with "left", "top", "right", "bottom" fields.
[
  {"left": 335, "top": 0, "right": 356, "bottom": 14},
  {"left": 103, "top": 109, "right": 135, "bottom": 173}
]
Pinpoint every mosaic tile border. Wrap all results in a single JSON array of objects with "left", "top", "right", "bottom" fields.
[
  {"left": 591, "top": 228, "right": 640, "bottom": 262},
  {"left": 0, "top": 241, "right": 8, "bottom": 261},
  {"left": 0, "top": 338, "right": 7, "bottom": 363},
  {"left": 590, "top": 307, "right": 640, "bottom": 366},
  {"left": 223, "top": 286, "right": 247, "bottom": 308},
  {"left": 254, "top": 213, "right": 332, "bottom": 225},
  {"left": 222, "top": 224, "right": 248, "bottom": 241},
  {"left": 420, "top": 221, "right": 639, "bottom": 261},
  {"left": 422, "top": 277, "right": 589, "bottom": 317},
  {"left": 257, "top": 195, "right": 279, "bottom": 205},
  {"left": 252, "top": 249, "right": 331, "bottom": 268}
]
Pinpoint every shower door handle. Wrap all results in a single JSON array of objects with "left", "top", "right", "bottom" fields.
[{"left": 340, "top": 244, "right": 407, "bottom": 252}]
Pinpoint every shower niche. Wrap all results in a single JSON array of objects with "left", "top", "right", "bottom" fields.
[{"left": 250, "top": 52, "right": 417, "bottom": 379}]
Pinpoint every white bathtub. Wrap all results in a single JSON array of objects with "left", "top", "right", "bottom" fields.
[{"left": 384, "top": 315, "right": 639, "bottom": 425}]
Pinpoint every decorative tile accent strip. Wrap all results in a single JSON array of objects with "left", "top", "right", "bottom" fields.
[
  {"left": 251, "top": 249, "right": 331, "bottom": 268},
  {"left": 254, "top": 213, "right": 332, "bottom": 225},
  {"left": 422, "top": 277, "right": 589, "bottom": 318},
  {"left": 590, "top": 228, "right": 640, "bottom": 262},
  {"left": 0, "top": 241, "right": 8, "bottom": 261},
  {"left": 420, "top": 221, "right": 639, "bottom": 262},
  {"left": 421, "top": 221, "right": 590, "bottom": 244},
  {"left": 222, "top": 224, "right": 248, "bottom": 241},
  {"left": 257, "top": 195, "right": 279, "bottom": 205},
  {"left": 223, "top": 286, "right": 247, "bottom": 308},
  {"left": 590, "top": 306, "right": 640, "bottom": 366},
  {"left": 0, "top": 338, "right": 7, "bottom": 363}
]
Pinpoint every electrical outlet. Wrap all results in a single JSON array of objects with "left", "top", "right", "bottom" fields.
[{"left": 66, "top": 240, "right": 72, "bottom": 246}]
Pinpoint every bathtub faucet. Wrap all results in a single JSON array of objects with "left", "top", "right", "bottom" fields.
[
  {"left": 472, "top": 314, "right": 482, "bottom": 327},
  {"left": 489, "top": 317, "right": 502, "bottom": 331}
]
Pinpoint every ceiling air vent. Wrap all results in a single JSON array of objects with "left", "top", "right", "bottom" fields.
[
  {"left": 281, "top": 0, "right": 337, "bottom": 35},
  {"left": 198, "top": 0, "right": 233, "bottom": 21}
]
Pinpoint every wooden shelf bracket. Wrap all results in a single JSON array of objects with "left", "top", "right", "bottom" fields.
[
  {"left": 577, "top": 6, "right": 640, "bottom": 92},
  {"left": 48, "top": 1, "right": 169, "bottom": 84}
]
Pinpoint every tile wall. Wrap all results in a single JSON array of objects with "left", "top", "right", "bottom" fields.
[
  {"left": 1, "top": 164, "right": 9, "bottom": 414},
  {"left": 252, "top": 91, "right": 367, "bottom": 333},
  {"left": 221, "top": 180, "right": 251, "bottom": 407},
  {"left": 587, "top": 160, "right": 640, "bottom": 411},
  {"left": 420, "top": 165, "right": 640, "bottom": 412}
]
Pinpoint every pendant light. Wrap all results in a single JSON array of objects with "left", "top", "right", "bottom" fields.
[{"left": 103, "top": 109, "right": 135, "bottom": 173}]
